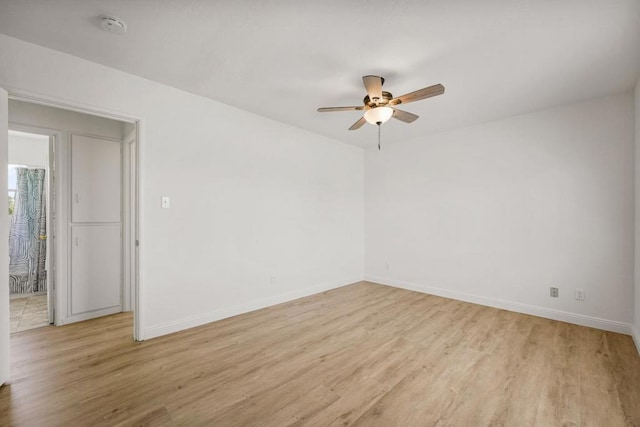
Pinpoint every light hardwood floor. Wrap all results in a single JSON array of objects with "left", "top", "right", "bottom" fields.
[{"left": 1, "top": 282, "right": 639, "bottom": 426}]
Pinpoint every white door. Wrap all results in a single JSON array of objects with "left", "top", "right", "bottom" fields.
[
  {"left": 71, "top": 135, "right": 121, "bottom": 223},
  {"left": 69, "top": 134, "right": 122, "bottom": 320},
  {"left": 0, "top": 87, "right": 9, "bottom": 385},
  {"left": 71, "top": 225, "right": 121, "bottom": 314}
]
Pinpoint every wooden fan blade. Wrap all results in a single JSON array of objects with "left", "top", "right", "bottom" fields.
[
  {"left": 349, "top": 116, "right": 367, "bottom": 130},
  {"left": 317, "top": 106, "right": 364, "bottom": 112},
  {"left": 392, "top": 108, "right": 419, "bottom": 123},
  {"left": 390, "top": 84, "right": 445, "bottom": 105},
  {"left": 363, "top": 75, "right": 383, "bottom": 103}
]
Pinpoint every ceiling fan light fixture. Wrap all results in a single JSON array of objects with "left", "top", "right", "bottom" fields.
[
  {"left": 317, "top": 75, "right": 444, "bottom": 134},
  {"left": 364, "top": 106, "right": 394, "bottom": 125}
]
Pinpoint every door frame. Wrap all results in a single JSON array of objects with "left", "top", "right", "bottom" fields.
[{"left": 5, "top": 88, "right": 144, "bottom": 341}]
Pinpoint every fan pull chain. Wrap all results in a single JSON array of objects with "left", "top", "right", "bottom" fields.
[{"left": 377, "top": 122, "right": 381, "bottom": 151}]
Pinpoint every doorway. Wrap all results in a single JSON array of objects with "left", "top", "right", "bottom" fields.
[
  {"left": 7, "top": 100, "right": 138, "bottom": 335},
  {"left": 8, "top": 130, "right": 51, "bottom": 333},
  {"left": 0, "top": 87, "right": 142, "bottom": 387}
]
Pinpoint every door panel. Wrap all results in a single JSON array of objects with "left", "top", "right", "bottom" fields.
[
  {"left": 68, "top": 133, "right": 122, "bottom": 322},
  {"left": 71, "top": 135, "right": 121, "bottom": 223},
  {"left": 71, "top": 225, "right": 121, "bottom": 314},
  {"left": 1, "top": 87, "right": 9, "bottom": 385}
]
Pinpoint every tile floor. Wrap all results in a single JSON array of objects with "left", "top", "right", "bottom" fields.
[{"left": 10, "top": 293, "right": 50, "bottom": 333}]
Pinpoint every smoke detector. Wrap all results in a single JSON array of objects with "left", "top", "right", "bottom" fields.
[{"left": 100, "top": 16, "right": 127, "bottom": 35}]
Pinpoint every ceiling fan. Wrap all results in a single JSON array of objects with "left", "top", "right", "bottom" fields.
[{"left": 317, "top": 75, "right": 445, "bottom": 131}]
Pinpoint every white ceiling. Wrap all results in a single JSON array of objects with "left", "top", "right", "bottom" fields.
[{"left": 1, "top": 0, "right": 639, "bottom": 147}]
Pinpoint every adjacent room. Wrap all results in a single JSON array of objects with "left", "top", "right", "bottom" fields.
[
  {"left": 8, "top": 130, "right": 50, "bottom": 333},
  {"left": 0, "top": 1, "right": 639, "bottom": 425}
]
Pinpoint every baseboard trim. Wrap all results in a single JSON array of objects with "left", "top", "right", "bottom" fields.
[
  {"left": 632, "top": 326, "right": 640, "bottom": 356},
  {"left": 142, "top": 277, "right": 362, "bottom": 340},
  {"left": 365, "top": 275, "right": 632, "bottom": 335}
]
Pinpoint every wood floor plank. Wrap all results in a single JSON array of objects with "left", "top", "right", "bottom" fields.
[
  {"left": 534, "top": 322, "right": 582, "bottom": 426},
  {"left": 1, "top": 281, "right": 639, "bottom": 426}
]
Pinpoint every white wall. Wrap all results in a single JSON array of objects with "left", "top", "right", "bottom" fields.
[
  {"left": 8, "top": 130, "right": 48, "bottom": 167},
  {"left": 0, "top": 34, "right": 364, "bottom": 340},
  {"left": 634, "top": 77, "right": 640, "bottom": 350},
  {"left": 365, "top": 92, "right": 635, "bottom": 332}
]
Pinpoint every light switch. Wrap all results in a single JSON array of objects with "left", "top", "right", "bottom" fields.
[{"left": 161, "top": 196, "right": 170, "bottom": 209}]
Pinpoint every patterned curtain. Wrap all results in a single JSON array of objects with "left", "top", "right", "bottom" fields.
[{"left": 9, "top": 168, "right": 47, "bottom": 294}]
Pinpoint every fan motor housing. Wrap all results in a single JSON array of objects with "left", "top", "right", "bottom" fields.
[{"left": 364, "top": 91, "right": 393, "bottom": 107}]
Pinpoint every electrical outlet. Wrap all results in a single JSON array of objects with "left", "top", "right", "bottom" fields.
[
  {"left": 270, "top": 276, "right": 276, "bottom": 285},
  {"left": 550, "top": 287, "right": 559, "bottom": 298},
  {"left": 385, "top": 262, "right": 390, "bottom": 271},
  {"left": 575, "top": 288, "right": 585, "bottom": 301}
]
